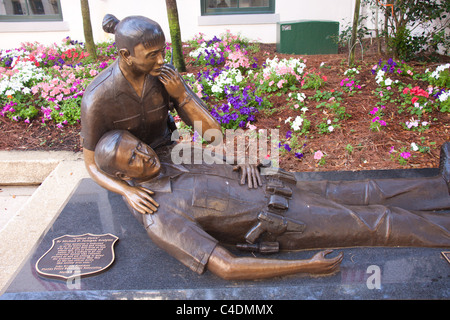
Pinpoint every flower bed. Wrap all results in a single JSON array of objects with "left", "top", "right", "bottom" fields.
[{"left": 0, "top": 32, "right": 449, "bottom": 171}]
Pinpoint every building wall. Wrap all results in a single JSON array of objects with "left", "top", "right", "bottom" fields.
[{"left": 0, "top": 0, "right": 357, "bottom": 49}]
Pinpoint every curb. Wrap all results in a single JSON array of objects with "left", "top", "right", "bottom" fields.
[
  {"left": 0, "top": 151, "right": 83, "bottom": 185},
  {"left": 0, "top": 151, "right": 89, "bottom": 295}
]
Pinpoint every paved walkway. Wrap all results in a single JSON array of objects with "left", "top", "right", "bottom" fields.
[
  {"left": 0, "top": 185, "right": 39, "bottom": 230},
  {"left": 0, "top": 151, "right": 89, "bottom": 295}
]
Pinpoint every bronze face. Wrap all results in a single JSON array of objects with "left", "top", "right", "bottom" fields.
[
  {"left": 115, "top": 131, "right": 161, "bottom": 180},
  {"left": 127, "top": 41, "right": 166, "bottom": 77}
]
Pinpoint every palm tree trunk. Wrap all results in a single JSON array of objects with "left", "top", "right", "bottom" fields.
[
  {"left": 349, "top": 0, "right": 361, "bottom": 66},
  {"left": 165, "top": 0, "right": 186, "bottom": 72},
  {"left": 80, "top": 0, "right": 97, "bottom": 60}
]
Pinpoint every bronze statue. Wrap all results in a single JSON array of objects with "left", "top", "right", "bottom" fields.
[
  {"left": 81, "top": 15, "right": 222, "bottom": 216},
  {"left": 93, "top": 130, "right": 450, "bottom": 280}
]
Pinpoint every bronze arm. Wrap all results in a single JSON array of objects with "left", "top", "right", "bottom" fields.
[
  {"left": 207, "top": 246, "right": 343, "bottom": 280},
  {"left": 158, "top": 65, "right": 222, "bottom": 142},
  {"left": 83, "top": 149, "right": 159, "bottom": 214}
]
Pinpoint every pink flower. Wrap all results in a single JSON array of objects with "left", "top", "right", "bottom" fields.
[
  {"left": 277, "top": 79, "right": 286, "bottom": 88},
  {"left": 314, "top": 150, "right": 324, "bottom": 160},
  {"left": 400, "top": 152, "right": 411, "bottom": 159},
  {"left": 246, "top": 122, "right": 257, "bottom": 130},
  {"left": 370, "top": 107, "right": 379, "bottom": 115}
]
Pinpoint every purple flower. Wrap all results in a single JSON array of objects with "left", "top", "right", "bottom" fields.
[
  {"left": 295, "top": 152, "right": 304, "bottom": 159},
  {"left": 283, "top": 144, "right": 291, "bottom": 152},
  {"left": 286, "top": 130, "right": 292, "bottom": 139},
  {"left": 192, "top": 131, "right": 200, "bottom": 142}
]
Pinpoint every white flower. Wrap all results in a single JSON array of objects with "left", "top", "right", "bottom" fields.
[
  {"left": 22, "top": 87, "right": 31, "bottom": 94},
  {"left": 291, "top": 116, "right": 303, "bottom": 131},
  {"left": 376, "top": 70, "right": 385, "bottom": 78},
  {"left": 328, "top": 126, "right": 334, "bottom": 132},
  {"left": 375, "top": 70, "right": 385, "bottom": 84},
  {"left": 411, "top": 143, "right": 419, "bottom": 151},
  {"left": 344, "top": 67, "right": 359, "bottom": 75},
  {"left": 438, "top": 91, "right": 449, "bottom": 102},
  {"left": 384, "top": 78, "right": 393, "bottom": 86},
  {"left": 296, "top": 92, "right": 306, "bottom": 102},
  {"left": 406, "top": 118, "right": 419, "bottom": 129},
  {"left": 430, "top": 63, "right": 450, "bottom": 80},
  {"left": 211, "top": 84, "right": 222, "bottom": 93}
]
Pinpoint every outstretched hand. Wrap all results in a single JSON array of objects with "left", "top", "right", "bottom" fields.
[
  {"left": 123, "top": 185, "right": 159, "bottom": 214},
  {"left": 233, "top": 164, "right": 263, "bottom": 189},
  {"left": 308, "top": 250, "right": 344, "bottom": 275}
]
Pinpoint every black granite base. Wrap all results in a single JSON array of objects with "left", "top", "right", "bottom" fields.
[{"left": 1, "top": 169, "right": 449, "bottom": 300}]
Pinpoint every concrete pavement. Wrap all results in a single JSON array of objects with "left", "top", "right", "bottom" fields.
[{"left": 0, "top": 150, "right": 89, "bottom": 295}]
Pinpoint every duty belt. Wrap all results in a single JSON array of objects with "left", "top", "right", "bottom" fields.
[{"left": 237, "top": 169, "right": 306, "bottom": 253}]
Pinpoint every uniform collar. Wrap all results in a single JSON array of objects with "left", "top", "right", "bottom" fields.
[
  {"left": 135, "top": 162, "right": 189, "bottom": 193},
  {"left": 112, "top": 59, "right": 157, "bottom": 103}
]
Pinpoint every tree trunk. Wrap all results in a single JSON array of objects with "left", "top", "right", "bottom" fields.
[
  {"left": 80, "top": 0, "right": 97, "bottom": 60},
  {"left": 165, "top": 0, "right": 186, "bottom": 72},
  {"left": 384, "top": 1, "right": 390, "bottom": 54},
  {"left": 375, "top": 5, "right": 382, "bottom": 54},
  {"left": 349, "top": 0, "right": 361, "bottom": 66}
]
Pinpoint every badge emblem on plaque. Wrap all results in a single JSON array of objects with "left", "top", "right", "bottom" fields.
[{"left": 35, "top": 233, "right": 119, "bottom": 280}]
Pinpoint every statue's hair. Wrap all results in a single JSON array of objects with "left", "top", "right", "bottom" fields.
[
  {"left": 94, "top": 130, "right": 126, "bottom": 176},
  {"left": 102, "top": 14, "right": 165, "bottom": 55}
]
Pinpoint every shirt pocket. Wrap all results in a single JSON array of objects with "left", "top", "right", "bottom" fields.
[
  {"left": 145, "top": 104, "right": 168, "bottom": 122},
  {"left": 113, "top": 114, "right": 141, "bottom": 131},
  {"left": 192, "top": 176, "right": 231, "bottom": 212}
]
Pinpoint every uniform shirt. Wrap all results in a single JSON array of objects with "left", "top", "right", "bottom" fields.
[
  {"left": 127, "top": 151, "right": 450, "bottom": 274},
  {"left": 81, "top": 60, "right": 173, "bottom": 151}
]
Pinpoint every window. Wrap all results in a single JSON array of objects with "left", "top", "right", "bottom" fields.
[
  {"left": 0, "top": 0, "right": 62, "bottom": 21},
  {"left": 201, "top": 0, "right": 275, "bottom": 15}
]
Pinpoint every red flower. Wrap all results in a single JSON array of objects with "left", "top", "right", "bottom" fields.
[
  {"left": 411, "top": 97, "right": 419, "bottom": 104},
  {"left": 402, "top": 88, "right": 409, "bottom": 95}
]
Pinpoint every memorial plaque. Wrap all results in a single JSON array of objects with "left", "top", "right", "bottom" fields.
[{"left": 35, "top": 233, "right": 119, "bottom": 280}]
